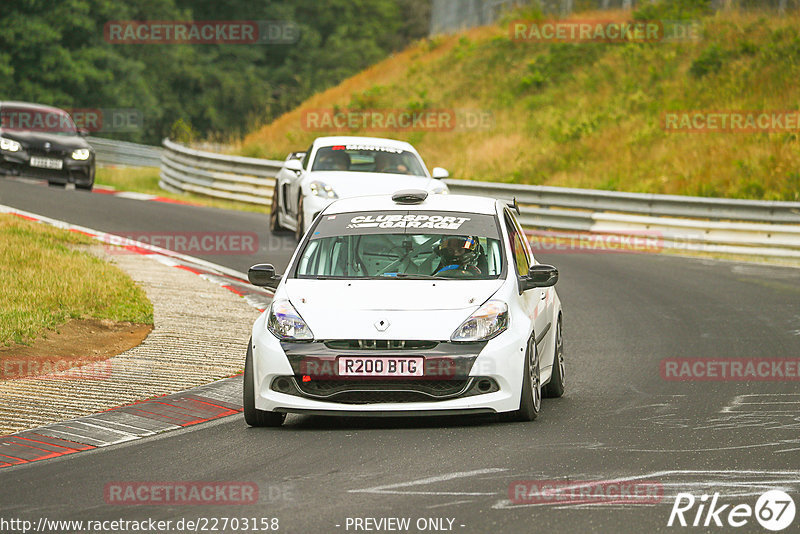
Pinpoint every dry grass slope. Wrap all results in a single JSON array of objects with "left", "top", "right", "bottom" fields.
[{"left": 241, "top": 7, "right": 800, "bottom": 201}]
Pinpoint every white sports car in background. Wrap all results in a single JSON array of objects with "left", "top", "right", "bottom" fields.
[
  {"left": 245, "top": 189, "right": 564, "bottom": 426},
  {"left": 270, "top": 136, "right": 450, "bottom": 240}
]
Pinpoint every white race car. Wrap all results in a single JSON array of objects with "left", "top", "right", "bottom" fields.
[
  {"left": 245, "top": 189, "right": 564, "bottom": 426},
  {"left": 269, "top": 136, "right": 450, "bottom": 240}
]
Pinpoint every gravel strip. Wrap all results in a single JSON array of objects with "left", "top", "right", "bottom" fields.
[{"left": 0, "top": 249, "right": 261, "bottom": 436}]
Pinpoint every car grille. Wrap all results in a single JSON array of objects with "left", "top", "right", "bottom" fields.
[
  {"left": 323, "top": 391, "right": 450, "bottom": 404},
  {"left": 295, "top": 378, "right": 471, "bottom": 403},
  {"left": 27, "top": 147, "right": 69, "bottom": 158},
  {"left": 323, "top": 340, "right": 439, "bottom": 350},
  {"left": 17, "top": 167, "right": 68, "bottom": 180}
]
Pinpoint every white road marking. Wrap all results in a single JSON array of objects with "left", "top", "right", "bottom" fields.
[
  {"left": 721, "top": 393, "right": 800, "bottom": 415},
  {"left": 616, "top": 438, "right": 800, "bottom": 453},
  {"left": 493, "top": 469, "right": 800, "bottom": 510},
  {"left": 350, "top": 468, "right": 506, "bottom": 496},
  {"left": 426, "top": 500, "right": 474, "bottom": 509}
]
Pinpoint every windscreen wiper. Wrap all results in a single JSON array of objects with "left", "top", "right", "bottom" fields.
[{"left": 382, "top": 273, "right": 440, "bottom": 280}]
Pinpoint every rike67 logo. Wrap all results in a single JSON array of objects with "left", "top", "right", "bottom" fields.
[{"left": 668, "top": 490, "right": 796, "bottom": 531}]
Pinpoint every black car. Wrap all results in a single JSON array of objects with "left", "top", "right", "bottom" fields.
[{"left": 0, "top": 101, "right": 95, "bottom": 190}]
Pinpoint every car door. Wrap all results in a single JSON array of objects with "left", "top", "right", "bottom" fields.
[{"left": 504, "top": 209, "right": 552, "bottom": 363}]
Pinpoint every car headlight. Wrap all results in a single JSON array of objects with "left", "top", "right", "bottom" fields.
[
  {"left": 267, "top": 299, "right": 314, "bottom": 341},
  {"left": 71, "top": 149, "right": 91, "bottom": 160},
  {"left": 451, "top": 300, "right": 508, "bottom": 342},
  {"left": 309, "top": 180, "right": 338, "bottom": 199},
  {"left": 0, "top": 137, "right": 21, "bottom": 152}
]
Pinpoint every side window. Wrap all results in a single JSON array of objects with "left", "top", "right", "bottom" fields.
[
  {"left": 512, "top": 213, "right": 534, "bottom": 264},
  {"left": 301, "top": 145, "right": 313, "bottom": 170},
  {"left": 505, "top": 211, "right": 530, "bottom": 276}
]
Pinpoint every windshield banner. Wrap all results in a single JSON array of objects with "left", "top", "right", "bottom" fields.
[{"left": 312, "top": 211, "right": 499, "bottom": 239}]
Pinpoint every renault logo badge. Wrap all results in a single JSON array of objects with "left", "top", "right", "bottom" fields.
[{"left": 374, "top": 319, "right": 390, "bottom": 332}]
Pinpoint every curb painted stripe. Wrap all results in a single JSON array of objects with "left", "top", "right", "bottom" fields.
[
  {"left": 0, "top": 377, "right": 243, "bottom": 469},
  {"left": 0, "top": 205, "right": 264, "bottom": 467}
]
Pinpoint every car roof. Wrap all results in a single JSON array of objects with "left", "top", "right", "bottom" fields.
[
  {"left": 0, "top": 101, "right": 69, "bottom": 114},
  {"left": 312, "top": 136, "right": 416, "bottom": 153},
  {"left": 323, "top": 193, "right": 500, "bottom": 216}
]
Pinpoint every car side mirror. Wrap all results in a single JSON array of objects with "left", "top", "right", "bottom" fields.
[
  {"left": 248, "top": 263, "right": 281, "bottom": 287},
  {"left": 78, "top": 128, "right": 89, "bottom": 137},
  {"left": 522, "top": 264, "right": 558, "bottom": 290},
  {"left": 432, "top": 167, "right": 449, "bottom": 179},
  {"left": 284, "top": 159, "right": 303, "bottom": 173}
]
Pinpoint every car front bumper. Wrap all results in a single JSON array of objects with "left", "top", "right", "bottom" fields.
[
  {"left": 250, "top": 312, "right": 528, "bottom": 415},
  {"left": 0, "top": 151, "right": 94, "bottom": 185},
  {"left": 302, "top": 194, "right": 335, "bottom": 231}
]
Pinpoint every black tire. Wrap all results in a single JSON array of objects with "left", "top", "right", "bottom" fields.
[
  {"left": 243, "top": 339, "right": 286, "bottom": 427},
  {"left": 510, "top": 336, "right": 541, "bottom": 422},
  {"left": 294, "top": 195, "right": 305, "bottom": 242},
  {"left": 269, "top": 184, "right": 284, "bottom": 233},
  {"left": 543, "top": 317, "right": 565, "bottom": 398},
  {"left": 76, "top": 183, "right": 93, "bottom": 192},
  {"left": 48, "top": 182, "right": 65, "bottom": 188}
]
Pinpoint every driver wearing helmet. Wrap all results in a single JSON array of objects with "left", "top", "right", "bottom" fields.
[{"left": 433, "top": 235, "right": 482, "bottom": 276}]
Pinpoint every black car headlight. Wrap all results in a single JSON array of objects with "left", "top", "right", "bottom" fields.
[
  {"left": 71, "top": 149, "right": 91, "bottom": 161},
  {"left": 0, "top": 137, "right": 21, "bottom": 152}
]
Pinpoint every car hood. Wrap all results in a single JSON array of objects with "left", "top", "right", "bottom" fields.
[
  {"left": 0, "top": 130, "right": 90, "bottom": 151},
  {"left": 305, "top": 171, "right": 443, "bottom": 197},
  {"left": 282, "top": 278, "right": 503, "bottom": 340}
]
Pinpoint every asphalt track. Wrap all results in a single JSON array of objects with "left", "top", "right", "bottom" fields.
[{"left": 1, "top": 178, "right": 799, "bottom": 533}]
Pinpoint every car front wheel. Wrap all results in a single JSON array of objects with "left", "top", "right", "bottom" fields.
[
  {"left": 269, "top": 184, "right": 284, "bottom": 233},
  {"left": 294, "top": 195, "right": 305, "bottom": 242},
  {"left": 543, "top": 318, "right": 564, "bottom": 398},
  {"left": 243, "top": 339, "right": 286, "bottom": 427},
  {"left": 511, "top": 337, "right": 541, "bottom": 422}
]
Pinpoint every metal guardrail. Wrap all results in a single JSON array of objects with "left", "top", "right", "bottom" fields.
[
  {"left": 87, "top": 136, "right": 163, "bottom": 167},
  {"left": 159, "top": 138, "right": 282, "bottom": 205},
  {"left": 159, "top": 138, "right": 800, "bottom": 258}
]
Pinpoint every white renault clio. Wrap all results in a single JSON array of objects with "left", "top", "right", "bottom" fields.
[{"left": 245, "top": 190, "right": 564, "bottom": 426}]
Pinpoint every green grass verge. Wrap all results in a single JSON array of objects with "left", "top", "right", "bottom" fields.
[
  {"left": 0, "top": 214, "right": 154, "bottom": 345},
  {"left": 95, "top": 167, "right": 267, "bottom": 213}
]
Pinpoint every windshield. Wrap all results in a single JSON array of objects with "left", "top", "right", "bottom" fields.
[
  {"left": 0, "top": 106, "right": 78, "bottom": 135},
  {"left": 294, "top": 211, "right": 503, "bottom": 280},
  {"left": 311, "top": 144, "right": 426, "bottom": 176}
]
